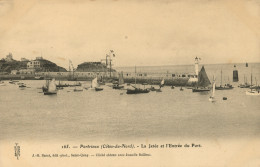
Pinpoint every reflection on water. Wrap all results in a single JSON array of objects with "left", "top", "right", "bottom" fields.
[{"left": 0, "top": 79, "right": 259, "bottom": 142}]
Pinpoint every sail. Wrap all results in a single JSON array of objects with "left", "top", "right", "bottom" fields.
[
  {"left": 197, "top": 66, "right": 211, "bottom": 87},
  {"left": 92, "top": 77, "right": 98, "bottom": 88},
  {"left": 48, "top": 79, "right": 56, "bottom": 92},
  {"left": 119, "top": 72, "right": 124, "bottom": 85},
  {"left": 212, "top": 82, "right": 216, "bottom": 97},
  {"left": 160, "top": 79, "right": 165, "bottom": 86}
]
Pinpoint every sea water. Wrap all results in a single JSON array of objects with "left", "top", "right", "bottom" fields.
[{"left": 0, "top": 63, "right": 259, "bottom": 142}]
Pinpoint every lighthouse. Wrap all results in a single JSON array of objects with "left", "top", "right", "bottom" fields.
[
  {"left": 188, "top": 57, "right": 199, "bottom": 83},
  {"left": 195, "top": 57, "right": 199, "bottom": 76},
  {"left": 233, "top": 64, "right": 239, "bottom": 82}
]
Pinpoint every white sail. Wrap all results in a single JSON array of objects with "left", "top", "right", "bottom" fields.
[
  {"left": 119, "top": 72, "right": 124, "bottom": 85},
  {"left": 91, "top": 77, "right": 98, "bottom": 88},
  {"left": 212, "top": 81, "right": 216, "bottom": 97},
  {"left": 161, "top": 79, "right": 165, "bottom": 86},
  {"left": 48, "top": 79, "right": 57, "bottom": 92}
]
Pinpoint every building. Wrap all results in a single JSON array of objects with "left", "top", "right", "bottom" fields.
[
  {"left": 11, "top": 70, "right": 18, "bottom": 75},
  {"left": 26, "top": 57, "right": 67, "bottom": 72},
  {"left": 19, "top": 69, "right": 35, "bottom": 75},
  {"left": 36, "top": 56, "right": 43, "bottom": 60},
  {"left": 27, "top": 60, "right": 41, "bottom": 69}
]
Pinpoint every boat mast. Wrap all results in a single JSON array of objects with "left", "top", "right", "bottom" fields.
[
  {"left": 135, "top": 65, "right": 136, "bottom": 88},
  {"left": 221, "top": 69, "right": 222, "bottom": 86},
  {"left": 251, "top": 73, "right": 253, "bottom": 86}
]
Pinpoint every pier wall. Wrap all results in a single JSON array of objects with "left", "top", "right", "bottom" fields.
[{"left": 0, "top": 71, "right": 197, "bottom": 86}]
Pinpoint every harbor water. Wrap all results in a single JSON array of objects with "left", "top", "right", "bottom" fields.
[{"left": 0, "top": 63, "right": 260, "bottom": 142}]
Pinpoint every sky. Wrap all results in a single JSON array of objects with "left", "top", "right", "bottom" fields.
[{"left": 0, "top": 0, "right": 259, "bottom": 69}]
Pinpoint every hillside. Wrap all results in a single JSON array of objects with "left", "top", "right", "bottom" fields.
[
  {"left": 76, "top": 62, "right": 116, "bottom": 72},
  {"left": 0, "top": 58, "right": 67, "bottom": 73},
  {"left": 0, "top": 59, "right": 28, "bottom": 73}
]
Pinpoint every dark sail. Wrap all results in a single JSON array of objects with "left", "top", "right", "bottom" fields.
[{"left": 197, "top": 66, "right": 211, "bottom": 87}]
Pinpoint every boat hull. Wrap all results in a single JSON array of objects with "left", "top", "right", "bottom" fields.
[
  {"left": 74, "top": 88, "right": 83, "bottom": 92},
  {"left": 113, "top": 85, "right": 124, "bottom": 89},
  {"left": 44, "top": 92, "right": 57, "bottom": 95},
  {"left": 126, "top": 88, "right": 150, "bottom": 94},
  {"left": 192, "top": 88, "right": 210, "bottom": 92},
  {"left": 246, "top": 90, "right": 260, "bottom": 96},
  {"left": 215, "top": 87, "right": 233, "bottom": 90},
  {"left": 95, "top": 87, "right": 103, "bottom": 91}
]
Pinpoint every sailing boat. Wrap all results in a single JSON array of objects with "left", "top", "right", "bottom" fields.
[
  {"left": 239, "top": 75, "right": 250, "bottom": 88},
  {"left": 246, "top": 72, "right": 260, "bottom": 95},
  {"left": 209, "top": 80, "right": 216, "bottom": 102},
  {"left": 126, "top": 66, "right": 150, "bottom": 94},
  {"left": 44, "top": 78, "right": 57, "bottom": 95},
  {"left": 160, "top": 79, "right": 165, "bottom": 87},
  {"left": 215, "top": 69, "right": 233, "bottom": 90},
  {"left": 42, "top": 79, "right": 49, "bottom": 92},
  {"left": 150, "top": 78, "right": 164, "bottom": 92},
  {"left": 250, "top": 78, "right": 260, "bottom": 89},
  {"left": 192, "top": 66, "right": 211, "bottom": 92},
  {"left": 113, "top": 72, "right": 124, "bottom": 89},
  {"left": 91, "top": 77, "right": 103, "bottom": 91}
]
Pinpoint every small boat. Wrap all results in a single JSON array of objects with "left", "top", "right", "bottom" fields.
[
  {"left": 126, "top": 87, "right": 150, "bottom": 94},
  {"left": 126, "top": 66, "right": 150, "bottom": 94},
  {"left": 44, "top": 78, "right": 57, "bottom": 95},
  {"left": 19, "top": 84, "right": 26, "bottom": 88},
  {"left": 192, "top": 66, "right": 211, "bottom": 92},
  {"left": 74, "top": 86, "right": 83, "bottom": 92},
  {"left": 95, "top": 87, "right": 103, "bottom": 91},
  {"left": 9, "top": 80, "right": 15, "bottom": 84},
  {"left": 246, "top": 89, "right": 260, "bottom": 96},
  {"left": 57, "top": 80, "right": 69, "bottom": 88},
  {"left": 245, "top": 72, "right": 260, "bottom": 95},
  {"left": 0, "top": 81, "right": 6, "bottom": 86},
  {"left": 113, "top": 72, "right": 124, "bottom": 89},
  {"left": 150, "top": 85, "right": 162, "bottom": 92},
  {"left": 216, "top": 84, "right": 233, "bottom": 90},
  {"left": 215, "top": 69, "right": 233, "bottom": 90},
  {"left": 91, "top": 77, "right": 103, "bottom": 91},
  {"left": 239, "top": 75, "right": 250, "bottom": 88},
  {"left": 209, "top": 80, "right": 216, "bottom": 102},
  {"left": 150, "top": 86, "right": 156, "bottom": 91}
]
